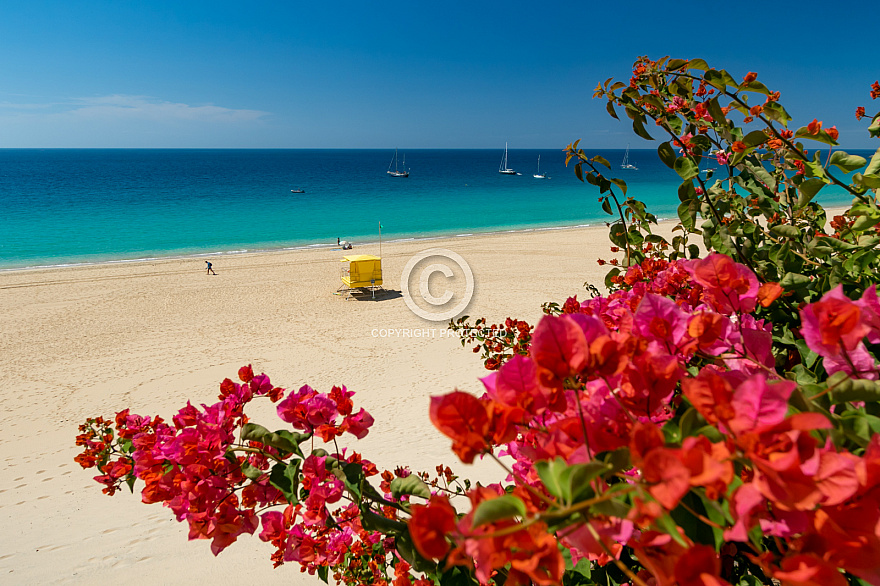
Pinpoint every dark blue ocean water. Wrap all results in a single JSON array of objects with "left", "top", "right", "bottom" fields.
[{"left": 0, "top": 149, "right": 863, "bottom": 270}]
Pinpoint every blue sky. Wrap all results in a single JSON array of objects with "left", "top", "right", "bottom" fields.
[{"left": 0, "top": 1, "right": 875, "bottom": 149}]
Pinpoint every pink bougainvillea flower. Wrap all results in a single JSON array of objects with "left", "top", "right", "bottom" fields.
[
  {"left": 822, "top": 341, "right": 878, "bottom": 379},
  {"left": 727, "top": 373, "right": 795, "bottom": 435},
  {"left": 529, "top": 315, "right": 590, "bottom": 385},
  {"left": 633, "top": 293, "right": 689, "bottom": 353},
  {"left": 341, "top": 408, "right": 374, "bottom": 439},
  {"left": 858, "top": 285, "right": 880, "bottom": 344}
]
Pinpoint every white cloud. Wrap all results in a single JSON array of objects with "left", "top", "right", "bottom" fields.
[
  {"left": 0, "top": 94, "right": 274, "bottom": 147},
  {"left": 67, "top": 95, "right": 268, "bottom": 122}
]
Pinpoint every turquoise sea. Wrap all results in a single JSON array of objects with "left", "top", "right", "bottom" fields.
[{"left": 0, "top": 148, "right": 865, "bottom": 270}]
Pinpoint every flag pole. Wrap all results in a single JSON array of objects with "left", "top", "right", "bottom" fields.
[{"left": 379, "top": 221, "right": 382, "bottom": 260}]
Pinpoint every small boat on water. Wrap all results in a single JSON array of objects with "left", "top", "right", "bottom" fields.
[
  {"left": 387, "top": 149, "right": 409, "bottom": 177},
  {"left": 621, "top": 144, "right": 638, "bottom": 170},
  {"left": 290, "top": 189, "right": 305, "bottom": 193},
  {"left": 499, "top": 142, "right": 517, "bottom": 175},
  {"left": 533, "top": 155, "right": 548, "bottom": 179}
]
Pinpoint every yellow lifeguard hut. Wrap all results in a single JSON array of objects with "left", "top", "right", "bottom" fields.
[{"left": 338, "top": 255, "right": 383, "bottom": 299}]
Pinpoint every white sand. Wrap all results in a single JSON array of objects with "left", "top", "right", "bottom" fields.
[{"left": 0, "top": 212, "right": 845, "bottom": 584}]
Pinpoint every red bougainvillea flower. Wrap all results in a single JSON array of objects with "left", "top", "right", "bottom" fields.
[
  {"left": 408, "top": 495, "right": 457, "bottom": 560},
  {"left": 674, "top": 544, "right": 731, "bottom": 586},
  {"left": 771, "top": 553, "right": 849, "bottom": 586},
  {"left": 684, "top": 253, "right": 759, "bottom": 314},
  {"left": 715, "top": 150, "right": 730, "bottom": 166},
  {"left": 807, "top": 119, "right": 823, "bottom": 134},
  {"left": 856, "top": 106, "right": 867, "bottom": 120},
  {"left": 742, "top": 72, "right": 757, "bottom": 85},
  {"left": 731, "top": 141, "right": 747, "bottom": 153},
  {"left": 757, "top": 282, "right": 784, "bottom": 307},
  {"left": 871, "top": 81, "right": 880, "bottom": 99},
  {"left": 826, "top": 126, "right": 839, "bottom": 141},
  {"left": 238, "top": 364, "right": 254, "bottom": 383},
  {"left": 429, "top": 391, "right": 490, "bottom": 463},
  {"left": 800, "top": 285, "right": 869, "bottom": 356}
]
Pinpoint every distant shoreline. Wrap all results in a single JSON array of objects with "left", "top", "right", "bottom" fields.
[{"left": 1, "top": 205, "right": 850, "bottom": 274}]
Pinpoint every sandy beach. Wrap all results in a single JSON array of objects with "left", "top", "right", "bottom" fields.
[{"left": 0, "top": 213, "right": 844, "bottom": 584}]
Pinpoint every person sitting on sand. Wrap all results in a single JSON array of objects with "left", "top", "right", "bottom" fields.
[
  {"left": 206, "top": 261, "right": 216, "bottom": 275},
  {"left": 337, "top": 237, "right": 353, "bottom": 250}
]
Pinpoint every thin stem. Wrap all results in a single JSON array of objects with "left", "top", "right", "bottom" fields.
[{"left": 229, "top": 445, "right": 285, "bottom": 464}]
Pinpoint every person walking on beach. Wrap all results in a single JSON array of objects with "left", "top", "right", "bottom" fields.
[{"left": 206, "top": 260, "right": 216, "bottom": 275}]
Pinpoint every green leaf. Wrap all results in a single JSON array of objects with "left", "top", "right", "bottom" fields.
[
  {"left": 852, "top": 214, "right": 880, "bottom": 231},
  {"left": 536, "top": 457, "right": 567, "bottom": 501},
  {"left": 390, "top": 475, "right": 431, "bottom": 500},
  {"left": 865, "top": 147, "right": 880, "bottom": 176},
  {"left": 674, "top": 157, "right": 699, "bottom": 180},
  {"left": 856, "top": 173, "right": 880, "bottom": 189},
  {"left": 562, "top": 461, "right": 611, "bottom": 503},
  {"left": 796, "top": 178, "right": 826, "bottom": 204},
  {"left": 610, "top": 178, "right": 627, "bottom": 196},
  {"left": 667, "top": 58, "right": 688, "bottom": 71},
  {"left": 831, "top": 378, "right": 880, "bottom": 404},
  {"left": 592, "top": 155, "right": 611, "bottom": 169},
  {"left": 742, "top": 130, "right": 768, "bottom": 148},
  {"left": 779, "top": 272, "right": 810, "bottom": 288},
  {"left": 605, "top": 100, "right": 619, "bottom": 120},
  {"left": 360, "top": 507, "right": 407, "bottom": 534},
  {"left": 829, "top": 151, "right": 867, "bottom": 173},
  {"left": 269, "top": 460, "right": 301, "bottom": 504},
  {"left": 762, "top": 102, "right": 791, "bottom": 126},
  {"left": 687, "top": 58, "right": 709, "bottom": 71},
  {"left": 743, "top": 159, "right": 776, "bottom": 192},
  {"left": 241, "top": 423, "right": 310, "bottom": 457},
  {"left": 471, "top": 494, "right": 527, "bottom": 528},
  {"left": 870, "top": 115, "right": 880, "bottom": 138},
  {"left": 704, "top": 69, "right": 736, "bottom": 92},
  {"left": 770, "top": 225, "right": 800, "bottom": 239},
  {"left": 658, "top": 142, "right": 676, "bottom": 168},
  {"left": 824, "top": 237, "right": 860, "bottom": 252},
  {"left": 632, "top": 117, "right": 654, "bottom": 141},
  {"left": 602, "top": 447, "right": 632, "bottom": 474},
  {"left": 739, "top": 79, "right": 770, "bottom": 95},
  {"left": 707, "top": 96, "right": 727, "bottom": 125},
  {"left": 317, "top": 565, "right": 329, "bottom": 584},
  {"left": 240, "top": 460, "right": 264, "bottom": 481}
]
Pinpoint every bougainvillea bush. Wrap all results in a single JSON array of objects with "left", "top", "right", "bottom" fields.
[{"left": 77, "top": 58, "right": 880, "bottom": 586}]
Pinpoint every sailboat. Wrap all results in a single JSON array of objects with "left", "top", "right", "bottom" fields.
[
  {"left": 499, "top": 142, "right": 517, "bottom": 175},
  {"left": 533, "top": 155, "right": 548, "bottom": 179},
  {"left": 387, "top": 149, "right": 409, "bottom": 177},
  {"left": 621, "top": 144, "right": 638, "bottom": 170}
]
